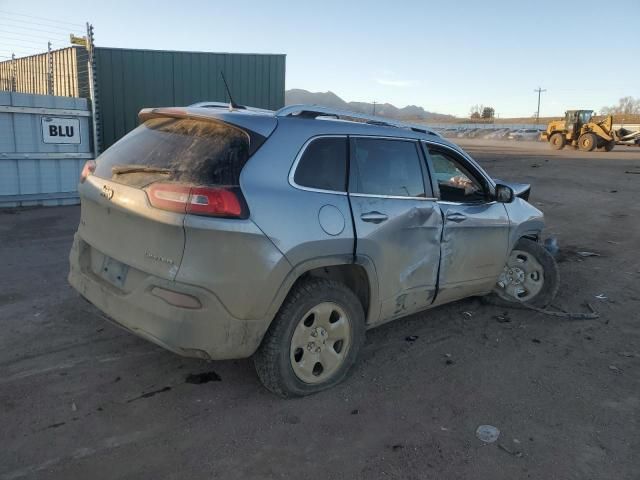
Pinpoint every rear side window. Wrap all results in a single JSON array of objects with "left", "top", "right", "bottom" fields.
[
  {"left": 94, "top": 117, "right": 252, "bottom": 188},
  {"left": 349, "top": 138, "right": 426, "bottom": 197},
  {"left": 293, "top": 137, "right": 348, "bottom": 192}
]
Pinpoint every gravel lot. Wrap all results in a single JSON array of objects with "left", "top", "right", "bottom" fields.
[{"left": 1, "top": 139, "right": 639, "bottom": 480}]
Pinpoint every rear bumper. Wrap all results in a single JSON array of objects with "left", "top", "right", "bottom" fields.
[{"left": 68, "top": 234, "right": 270, "bottom": 360}]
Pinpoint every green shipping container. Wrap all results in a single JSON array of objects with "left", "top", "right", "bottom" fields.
[{"left": 94, "top": 47, "right": 286, "bottom": 150}]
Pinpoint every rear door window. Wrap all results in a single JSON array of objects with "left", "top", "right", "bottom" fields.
[
  {"left": 349, "top": 138, "right": 427, "bottom": 197},
  {"left": 94, "top": 117, "right": 252, "bottom": 188},
  {"left": 293, "top": 137, "right": 348, "bottom": 192}
]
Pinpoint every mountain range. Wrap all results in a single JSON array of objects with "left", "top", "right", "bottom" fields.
[{"left": 285, "top": 89, "right": 454, "bottom": 121}]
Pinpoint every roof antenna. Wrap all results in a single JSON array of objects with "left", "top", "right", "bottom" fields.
[{"left": 220, "top": 71, "right": 243, "bottom": 111}]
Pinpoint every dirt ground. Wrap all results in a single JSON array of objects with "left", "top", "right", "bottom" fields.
[{"left": 1, "top": 140, "right": 639, "bottom": 480}]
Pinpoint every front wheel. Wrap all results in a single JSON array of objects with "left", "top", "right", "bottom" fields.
[
  {"left": 578, "top": 133, "right": 597, "bottom": 152},
  {"left": 550, "top": 133, "right": 565, "bottom": 150},
  {"left": 254, "top": 278, "right": 365, "bottom": 397},
  {"left": 492, "top": 238, "right": 559, "bottom": 308},
  {"left": 604, "top": 141, "right": 615, "bottom": 152}
]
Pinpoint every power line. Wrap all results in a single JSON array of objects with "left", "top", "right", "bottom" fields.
[
  {"left": 0, "top": 46, "right": 68, "bottom": 57},
  {"left": 0, "top": 10, "right": 85, "bottom": 27},
  {"left": 0, "top": 35, "right": 66, "bottom": 46},
  {"left": 0, "top": 28, "right": 68, "bottom": 41},
  {"left": 0, "top": 16, "right": 81, "bottom": 33},
  {"left": 2, "top": 43, "right": 69, "bottom": 54},
  {"left": 0, "top": 49, "right": 48, "bottom": 57},
  {"left": 0, "top": 23, "right": 72, "bottom": 38}
]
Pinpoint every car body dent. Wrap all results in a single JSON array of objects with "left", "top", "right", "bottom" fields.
[
  {"left": 350, "top": 196, "right": 442, "bottom": 324},
  {"left": 434, "top": 201, "right": 510, "bottom": 305},
  {"left": 504, "top": 198, "right": 544, "bottom": 250}
]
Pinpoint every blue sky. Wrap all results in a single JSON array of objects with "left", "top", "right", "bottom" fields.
[{"left": 2, "top": 0, "right": 638, "bottom": 117}]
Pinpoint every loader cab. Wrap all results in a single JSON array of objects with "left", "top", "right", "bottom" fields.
[{"left": 565, "top": 110, "right": 593, "bottom": 136}]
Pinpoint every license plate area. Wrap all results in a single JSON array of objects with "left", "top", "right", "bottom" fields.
[{"left": 99, "top": 256, "right": 129, "bottom": 289}]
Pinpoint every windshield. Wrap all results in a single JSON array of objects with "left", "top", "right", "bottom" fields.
[
  {"left": 578, "top": 111, "right": 593, "bottom": 124},
  {"left": 94, "top": 117, "right": 251, "bottom": 188}
]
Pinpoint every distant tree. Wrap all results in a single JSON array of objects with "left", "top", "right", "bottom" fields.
[
  {"left": 481, "top": 107, "right": 495, "bottom": 119},
  {"left": 600, "top": 96, "right": 640, "bottom": 115},
  {"left": 469, "top": 104, "right": 484, "bottom": 119}
]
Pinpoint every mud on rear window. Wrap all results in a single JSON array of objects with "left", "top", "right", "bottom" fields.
[{"left": 94, "top": 117, "right": 258, "bottom": 188}]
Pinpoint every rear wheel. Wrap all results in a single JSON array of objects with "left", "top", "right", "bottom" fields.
[
  {"left": 549, "top": 133, "right": 565, "bottom": 150},
  {"left": 578, "top": 133, "right": 597, "bottom": 152},
  {"left": 492, "top": 238, "right": 559, "bottom": 308},
  {"left": 254, "top": 278, "right": 365, "bottom": 397}
]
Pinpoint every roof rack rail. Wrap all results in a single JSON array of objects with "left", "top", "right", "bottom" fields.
[{"left": 275, "top": 104, "right": 442, "bottom": 137}]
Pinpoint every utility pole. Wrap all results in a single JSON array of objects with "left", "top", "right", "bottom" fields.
[
  {"left": 534, "top": 87, "right": 546, "bottom": 124},
  {"left": 372, "top": 101, "right": 376, "bottom": 115},
  {"left": 47, "top": 42, "right": 54, "bottom": 95},
  {"left": 86, "top": 22, "right": 100, "bottom": 157}
]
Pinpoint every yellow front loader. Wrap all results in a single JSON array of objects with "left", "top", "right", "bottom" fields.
[{"left": 541, "top": 110, "right": 616, "bottom": 152}]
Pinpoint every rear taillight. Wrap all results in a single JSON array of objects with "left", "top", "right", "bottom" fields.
[
  {"left": 145, "top": 183, "right": 244, "bottom": 218},
  {"left": 80, "top": 160, "right": 96, "bottom": 183},
  {"left": 187, "top": 186, "right": 243, "bottom": 217}
]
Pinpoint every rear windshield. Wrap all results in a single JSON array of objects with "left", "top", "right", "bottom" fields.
[{"left": 94, "top": 117, "right": 251, "bottom": 187}]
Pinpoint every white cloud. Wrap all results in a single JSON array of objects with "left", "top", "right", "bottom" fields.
[{"left": 375, "top": 78, "right": 418, "bottom": 88}]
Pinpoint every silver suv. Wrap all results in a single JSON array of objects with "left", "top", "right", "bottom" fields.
[{"left": 69, "top": 104, "right": 558, "bottom": 397}]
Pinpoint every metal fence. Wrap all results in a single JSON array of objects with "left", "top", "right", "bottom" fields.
[
  {"left": 0, "top": 91, "right": 92, "bottom": 207},
  {"left": 0, "top": 47, "right": 89, "bottom": 98}
]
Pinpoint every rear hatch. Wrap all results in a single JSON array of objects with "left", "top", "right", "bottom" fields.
[{"left": 77, "top": 108, "right": 274, "bottom": 287}]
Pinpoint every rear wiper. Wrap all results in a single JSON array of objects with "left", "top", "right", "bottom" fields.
[{"left": 111, "top": 165, "right": 174, "bottom": 175}]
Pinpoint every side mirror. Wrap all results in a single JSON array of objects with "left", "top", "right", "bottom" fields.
[{"left": 495, "top": 184, "right": 514, "bottom": 203}]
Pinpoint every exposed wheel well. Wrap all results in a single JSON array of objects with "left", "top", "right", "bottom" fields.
[{"left": 295, "top": 264, "right": 370, "bottom": 318}]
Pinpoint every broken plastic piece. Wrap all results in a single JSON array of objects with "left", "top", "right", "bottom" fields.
[
  {"left": 543, "top": 237, "right": 559, "bottom": 257},
  {"left": 476, "top": 425, "right": 500, "bottom": 443}
]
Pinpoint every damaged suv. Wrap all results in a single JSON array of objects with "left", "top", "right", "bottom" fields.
[{"left": 69, "top": 104, "right": 558, "bottom": 397}]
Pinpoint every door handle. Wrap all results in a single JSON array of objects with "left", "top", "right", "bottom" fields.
[
  {"left": 446, "top": 212, "right": 467, "bottom": 223},
  {"left": 360, "top": 211, "right": 388, "bottom": 224}
]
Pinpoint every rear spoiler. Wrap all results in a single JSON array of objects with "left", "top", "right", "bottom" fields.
[{"left": 139, "top": 107, "right": 210, "bottom": 123}]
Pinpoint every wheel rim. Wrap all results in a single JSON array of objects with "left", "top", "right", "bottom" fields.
[
  {"left": 496, "top": 249, "right": 545, "bottom": 302},
  {"left": 581, "top": 136, "right": 593, "bottom": 149},
  {"left": 289, "top": 302, "right": 352, "bottom": 384}
]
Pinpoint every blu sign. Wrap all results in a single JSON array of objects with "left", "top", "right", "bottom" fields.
[{"left": 41, "top": 117, "right": 81, "bottom": 144}]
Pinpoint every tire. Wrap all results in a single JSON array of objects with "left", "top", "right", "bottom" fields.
[
  {"left": 604, "top": 141, "right": 615, "bottom": 152},
  {"left": 490, "top": 238, "right": 559, "bottom": 308},
  {"left": 253, "top": 278, "right": 366, "bottom": 397},
  {"left": 578, "top": 133, "right": 597, "bottom": 152},
  {"left": 549, "top": 133, "right": 565, "bottom": 150}
]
